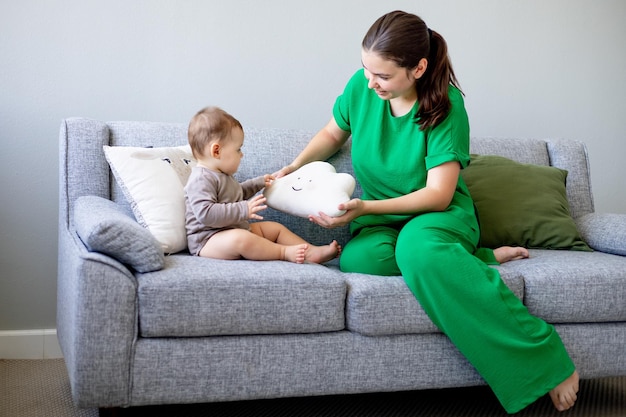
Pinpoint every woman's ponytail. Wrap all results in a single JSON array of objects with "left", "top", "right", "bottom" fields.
[{"left": 415, "top": 29, "right": 462, "bottom": 131}]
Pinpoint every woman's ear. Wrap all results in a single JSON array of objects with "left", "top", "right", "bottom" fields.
[{"left": 412, "top": 58, "right": 428, "bottom": 80}]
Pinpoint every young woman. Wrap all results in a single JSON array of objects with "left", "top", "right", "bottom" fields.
[{"left": 275, "top": 10, "right": 578, "bottom": 414}]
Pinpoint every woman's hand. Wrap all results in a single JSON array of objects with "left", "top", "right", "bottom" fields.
[
  {"left": 273, "top": 118, "right": 351, "bottom": 179},
  {"left": 272, "top": 164, "right": 296, "bottom": 179},
  {"left": 308, "top": 198, "right": 364, "bottom": 229},
  {"left": 247, "top": 194, "right": 267, "bottom": 220}
]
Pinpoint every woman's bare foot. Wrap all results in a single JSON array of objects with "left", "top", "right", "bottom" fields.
[
  {"left": 304, "top": 240, "right": 341, "bottom": 264},
  {"left": 549, "top": 371, "right": 579, "bottom": 412},
  {"left": 494, "top": 246, "right": 529, "bottom": 263},
  {"left": 283, "top": 244, "right": 307, "bottom": 263}
]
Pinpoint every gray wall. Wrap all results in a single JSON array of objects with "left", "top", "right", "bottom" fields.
[{"left": 1, "top": 1, "right": 625, "bottom": 331}]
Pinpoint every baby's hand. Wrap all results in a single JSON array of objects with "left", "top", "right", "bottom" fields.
[
  {"left": 247, "top": 194, "right": 267, "bottom": 220},
  {"left": 263, "top": 174, "right": 275, "bottom": 188}
]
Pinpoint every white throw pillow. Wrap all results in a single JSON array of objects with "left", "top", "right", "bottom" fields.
[{"left": 103, "top": 145, "right": 196, "bottom": 253}]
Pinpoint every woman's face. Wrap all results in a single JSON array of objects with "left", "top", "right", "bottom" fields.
[{"left": 361, "top": 49, "right": 425, "bottom": 101}]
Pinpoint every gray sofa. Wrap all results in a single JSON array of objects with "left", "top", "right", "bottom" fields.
[{"left": 57, "top": 117, "right": 626, "bottom": 412}]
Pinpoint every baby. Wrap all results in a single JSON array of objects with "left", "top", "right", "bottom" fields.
[{"left": 184, "top": 106, "right": 340, "bottom": 264}]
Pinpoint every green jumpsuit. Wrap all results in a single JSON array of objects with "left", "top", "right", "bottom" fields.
[{"left": 335, "top": 70, "right": 575, "bottom": 414}]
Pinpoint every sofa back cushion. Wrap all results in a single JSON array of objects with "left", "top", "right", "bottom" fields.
[{"left": 60, "top": 119, "right": 594, "bottom": 253}]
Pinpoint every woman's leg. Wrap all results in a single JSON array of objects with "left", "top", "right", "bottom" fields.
[
  {"left": 340, "top": 225, "right": 529, "bottom": 272},
  {"left": 340, "top": 225, "right": 401, "bottom": 276},
  {"left": 394, "top": 212, "right": 576, "bottom": 414}
]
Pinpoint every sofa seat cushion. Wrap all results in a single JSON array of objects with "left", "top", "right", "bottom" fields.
[
  {"left": 137, "top": 255, "right": 347, "bottom": 337},
  {"left": 499, "top": 249, "right": 626, "bottom": 323},
  {"left": 345, "top": 270, "right": 525, "bottom": 336}
]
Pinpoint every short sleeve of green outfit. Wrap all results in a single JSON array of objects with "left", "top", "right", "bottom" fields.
[{"left": 333, "top": 69, "right": 481, "bottom": 250}]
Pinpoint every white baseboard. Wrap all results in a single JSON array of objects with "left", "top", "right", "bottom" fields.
[{"left": 0, "top": 329, "right": 63, "bottom": 359}]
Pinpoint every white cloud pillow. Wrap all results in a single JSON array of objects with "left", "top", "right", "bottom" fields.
[
  {"left": 264, "top": 161, "right": 356, "bottom": 218},
  {"left": 103, "top": 145, "right": 196, "bottom": 254}
]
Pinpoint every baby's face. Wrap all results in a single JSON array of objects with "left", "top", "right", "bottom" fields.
[
  {"left": 215, "top": 127, "right": 244, "bottom": 175},
  {"left": 197, "top": 127, "right": 244, "bottom": 175}
]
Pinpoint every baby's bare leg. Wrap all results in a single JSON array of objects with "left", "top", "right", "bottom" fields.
[
  {"left": 304, "top": 240, "right": 341, "bottom": 264},
  {"left": 252, "top": 222, "right": 341, "bottom": 264},
  {"left": 199, "top": 228, "right": 306, "bottom": 263},
  {"left": 251, "top": 221, "right": 307, "bottom": 245}
]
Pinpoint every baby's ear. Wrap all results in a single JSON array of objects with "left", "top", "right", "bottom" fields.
[{"left": 210, "top": 143, "right": 221, "bottom": 158}]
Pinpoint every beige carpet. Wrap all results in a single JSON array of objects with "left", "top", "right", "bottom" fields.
[
  {"left": 1, "top": 359, "right": 625, "bottom": 416},
  {"left": 1, "top": 359, "right": 96, "bottom": 417}
]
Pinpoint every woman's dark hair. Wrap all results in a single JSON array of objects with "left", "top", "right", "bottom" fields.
[{"left": 362, "top": 10, "right": 462, "bottom": 130}]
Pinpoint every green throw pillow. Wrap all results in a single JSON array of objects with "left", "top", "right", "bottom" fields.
[{"left": 461, "top": 154, "right": 591, "bottom": 251}]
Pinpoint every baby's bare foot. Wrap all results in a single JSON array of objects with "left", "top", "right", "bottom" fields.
[
  {"left": 549, "top": 371, "right": 579, "bottom": 412},
  {"left": 284, "top": 244, "right": 307, "bottom": 264},
  {"left": 494, "top": 246, "right": 529, "bottom": 263},
  {"left": 304, "top": 240, "right": 341, "bottom": 264}
]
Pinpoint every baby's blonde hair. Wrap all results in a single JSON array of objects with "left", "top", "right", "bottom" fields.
[{"left": 188, "top": 106, "right": 243, "bottom": 159}]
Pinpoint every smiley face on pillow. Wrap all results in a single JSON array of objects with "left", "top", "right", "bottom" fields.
[{"left": 264, "top": 161, "right": 356, "bottom": 218}]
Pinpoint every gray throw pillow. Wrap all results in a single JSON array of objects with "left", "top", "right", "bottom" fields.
[{"left": 73, "top": 196, "right": 165, "bottom": 272}]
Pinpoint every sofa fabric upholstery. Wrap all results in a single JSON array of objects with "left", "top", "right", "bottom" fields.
[
  {"left": 137, "top": 256, "right": 346, "bottom": 337},
  {"left": 57, "top": 118, "right": 626, "bottom": 409}
]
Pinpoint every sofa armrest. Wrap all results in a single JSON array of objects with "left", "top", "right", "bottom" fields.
[
  {"left": 73, "top": 196, "right": 164, "bottom": 273},
  {"left": 58, "top": 201, "right": 141, "bottom": 407},
  {"left": 577, "top": 212, "right": 626, "bottom": 256}
]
